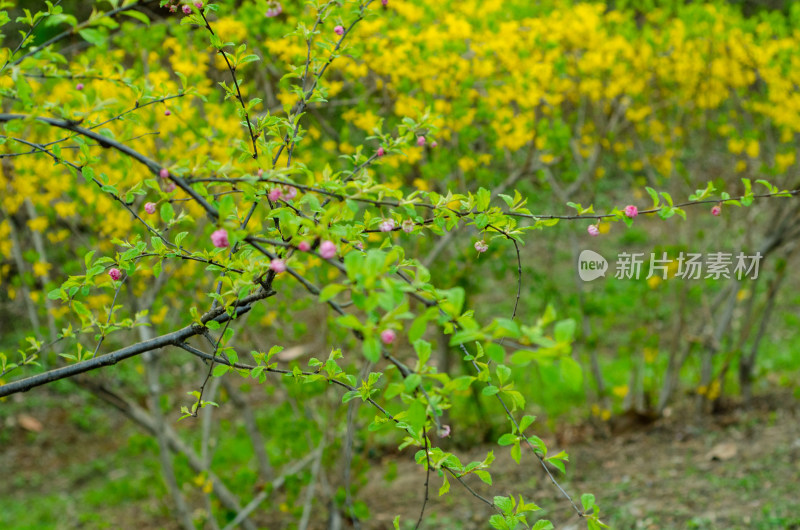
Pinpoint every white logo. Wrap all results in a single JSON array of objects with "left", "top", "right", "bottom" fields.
[{"left": 578, "top": 250, "right": 608, "bottom": 282}]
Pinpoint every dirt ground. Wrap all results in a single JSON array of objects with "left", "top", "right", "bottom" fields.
[
  {"left": 2, "top": 391, "right": 799, "bottom": 529},
  {"left": 365, "top": 392, "right": 800, "bottom": 529}
]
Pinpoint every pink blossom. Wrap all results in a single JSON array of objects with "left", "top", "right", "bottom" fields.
[
  {"left": 182, "top": 4, "right": 191, "bottom": 14},
  {"left": 211, "top": 228, "right": 229, "bottom": 248},
  {"left": 76, "top": 83, "right": 84, "bottom": 90},
  {"left": 268, "top": 188, "right": 282, "bottom": 201},
  {"left": 438, "top": 425, "right": 451, "bottom": 438},
  {"left": 379, "top": 219, "right": 395, "bottom": 232},
  {"left": 108, "top": 268, "right": 122, "bottom": 281},
  {"left": 354, "top": 241, "right": 364, "bottom": 250},
  {"left": 431, "top": 140, "right": 438, "bottom": 148},
  {"left": 159, "top": 168, "right": 169, "bottom": 179},
  {"left": 194, "top": 0, "right": 202, "bottom": 7},
  {"left": 298, "top": 241, "right": 311, "bottom": 252},
  {"left": 265, "top": 2, "right": 282, "bottom": 17},
  {"left": 377, "top": 146, "right": 385, "bottom": 157},
  {"left": 381, "top": 0, "right": 388, "bottom": 5},
  {"left": 169, "top": 4, "right": 177, "bottom": 12},
  {"left": 163, "top": 181, "right": 176, "bottom": 192},
  {"left": 380, "top": 329, "right": 396, "bottom": 345},
  {"left": 402, "top": 219, "right": 414, "bottom": 233},
  {"left": 474, "top": 240, "right": 488, "bottom": 253},
  {"left": 269, "top": 259, "right": 286, "bottom": 273},
  {"left": 624, "top": 205, "right": 638, "bottom": 218},
  {"left": 283, "top": 186, "right": 298, "bottom": 200},
  {"left": 334, "top": 25, "right": 344, "bottom": 36},
  {"left": 587, "top": 225, "right": 600, "bottom": 237},
  {"left": 711, "top": 205, "right": 721, "bottom": 216},
  {"left": 319, "top": 240, "right": 336, "bottom": 259},
  {"left": 164, "top": 109, "right": 171, "bottom": 116},
  {"left": 144, "top": 202, "right": 156, "bottom": 215},
  {"left": 416, "top": 136, "right": 426, "bottom": 147},
  {"left": 257, "top": 168, "right": 264, "bottom": 177}
]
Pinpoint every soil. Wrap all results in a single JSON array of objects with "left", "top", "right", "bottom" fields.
[
  {"left": 2, "top": 391, "right": 799, "bottom": 529},
  {"left": 365, "top": 392, "right": 800, "bottom": 529}
]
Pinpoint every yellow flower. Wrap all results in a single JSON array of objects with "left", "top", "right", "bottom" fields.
[
  {"left": 612, "top": 385, "right": 629, "bottom": 398},
  {"left": 32, "top": 261, "right": 52, "bottom": 277},
  {"left": 27, "top": 217, "right": 48, "bottom": 232},
  {"left": 745, "top": 139, "right": 760, "bottom": 159},
  {"left": 413, "top": 178, "right": 430, "bottom": 191}
]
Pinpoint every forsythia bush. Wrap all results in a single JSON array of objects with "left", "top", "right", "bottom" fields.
[{"left": 1, "top": 0, "right": 798, "bottom": 528}]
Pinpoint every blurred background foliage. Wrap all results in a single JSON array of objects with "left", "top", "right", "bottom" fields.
[{"left": 2, "top": 0, "right": 799, "bottom": 527}]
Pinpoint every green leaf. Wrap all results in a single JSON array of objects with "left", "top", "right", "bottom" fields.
[
  {"left": 212, "top": 364, "right": 230, "bottom": 377},
  {"left": 160, "top": 202, "right": 174, "bottom": 223},
  {"left": 409, "top": 314, "right": 429, "bottom": 343},
  {"left": 319, "top": 283, "right": 346, "bottom": 302},
  {"left": 175, "top": 231, "right": 188, "bottom": 247},
  {"left": 47, "top": 288, "right": 63, "bottom": 300},
  {"left": 474, "top": 470, "right": 492, "bottom": 485},
  {"left": 78, "top": 28, "right": 106, "bottom": 47},
  {"left": 559, "top": 357, "right": 583, "bottom": 390},
  {"left": 342, "top": 390, "right": 360, "bottom": 403},
  {"left": 482, "top": 385, "right": 500, "bottom": 396},
  {"left": 362, "top": 336, "right": 381, "bottom": 362},
  {"left": 406, "top": 399, "right": 426, "bottom": 432},
  {"left": 485, "top": 343, "right": 506, "bottom": 363},
  {"left": 239, "top": 54, "right": 260, "bottom": 65},
  {"left": 498, "top": 433, "right": 516, "bottom": 446},
  {"left": 581, "top": 493, "right": 596, "bottom": 512},
  {"left": 438, "top": 474, "right": 450, "bottom": 496},
  {"left": 121, "top": 10, "right": 150, "bottom": 25},
  {"left": 554, "top": 319, "right": 576, "bottom": 343}
]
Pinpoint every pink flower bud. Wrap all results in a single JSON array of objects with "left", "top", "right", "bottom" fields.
[
  {"left": 416, "top": 136, "right": 426, "bottom": 147},
  {"left": 194, "top": 0, "right": 202, "bottom": 7},
  {"left": 319, "top": 240, "right": 336, "bottom": 259},
  {"left": 283, "top": 186, "right": 298, "bottom": 200},
  {"left": 438, "top": 424, "right": 451, "bottom": 438},
  {"left": 334, "top": 25, "right": 344, "bottom": 36},
  {"left": 354, "top": 241, "right": 364, "bottom": 250},
  {"left": 269, "top": 259, "right": 286, "bottom": 273},
  {"left": 163, "top": 181, "right": 176, "bottom": 193},
  {"left": 76, "top": 83, "right": 84, "bottom": 90},
  {"left": 377, "top": 146, "right": 385, "bottom": 157},
  {"left": 380, "top": 329, "right": 396, "bottom": 345},
  {"left": 182, "top": 4, "right": 191, "bottom": 14},
  {"left": 474, "top": 240, "right": 488, "bottom": 253},
  {"left": 587, "top": 225, "right": 600, "bottom": 236},
  {"left": 379, "top": 219, "right": 395, "bottom": 232},
  {"left": 108, "top": 268, "right": 122, "bottom": 281},
  {"left": 268, "top": 188, "right": 282, "bottom": 201},
  {"left": 169, "top": 4, "right": 177, "bottom": 12},
  {"left": 711, "top": 205, "right": 721, "bottom": 216},
  {"left": 431, "top": 141, "right": 438, "bottom": 148},
  {"left": 211, "top": 228, "right": 229, "bottom": 248},
  {"left": 298, "top": 241, "right": 311, "bottom": 252},
  {"left": 144, "top": 202, "right": 156, "bottom": 215},
  {"left": 159, "top": 168, "right": 169, "bottom": 179},
  {"left": 164, "top": 109, "right": 171, "bottom": 116},
  {"left": 265, "top": 2, "right": 282, "bottom": 17},
  {"left": 382, "top": 0, "right": 388, "bottom": 5},
  {"left": 402, "top": 219, "right": 414, "bottom": 233},
  {"left": 624, "top": 205, "right": 638, "bottom": 218},
  {"left": 257, "top": 168, "right": 264, "bottom": 177}
]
